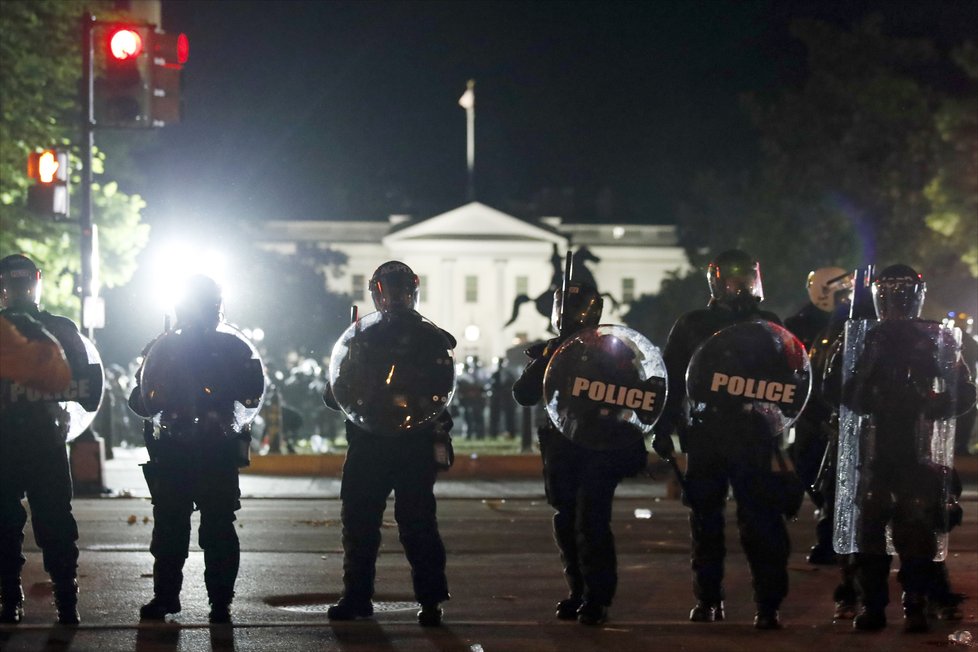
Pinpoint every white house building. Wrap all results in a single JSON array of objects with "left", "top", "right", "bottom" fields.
[{"left": 259, "top": 202, "right": 688, "bottom": 362}]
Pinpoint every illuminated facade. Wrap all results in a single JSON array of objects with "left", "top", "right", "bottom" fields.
[{"left": 260, "top": 202, "right": 688, "bottom": 361}]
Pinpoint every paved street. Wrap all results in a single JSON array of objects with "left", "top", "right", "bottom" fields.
[{"left": 0, "top": 452, "right": 975, "bottom": 651}]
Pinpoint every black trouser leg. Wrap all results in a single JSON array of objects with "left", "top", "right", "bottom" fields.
[
  {"left": 339, "top": 441, "right": 390, "bottom": 605},
  {"left": 854, "top": 553, "right": 892, "bottom": 610},
  {"left": 394, "top": 465, "right": 449, "bottom": 605},
  {"left": 199, "top": 508, "right": 239, "bottom": 605},
  {"left": 576, "top": 461, "right": 621, "bottom": 607}
]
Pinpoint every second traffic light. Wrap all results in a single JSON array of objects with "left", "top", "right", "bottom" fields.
[
  {"left": 94, "top": 23, "right": 189, "bottom": 128},
  {"left": 95, "top": 24, "right": 152, "bottom": 127},
  {"left": 27, "top": 149, "right": 70, "bottom": 218}
]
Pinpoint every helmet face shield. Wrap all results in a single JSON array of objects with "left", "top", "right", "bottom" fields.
[
  {"left": 370, "top": 261, "right": 419, "bottom": 313},
  {"left": 872, "top": 264, "right": 925, "bottom": 320},
  {"left": 807, "top": 267, "right": 853, "bottom": 312},
  {"left": 708, "top": 250, "right": 763, "bottom": 304},
  {"left": 552, "top": 283, "right": 603, "bottom": 334},
  {"left": 0, "top": 254, "right": 42, "bottom": 309}
]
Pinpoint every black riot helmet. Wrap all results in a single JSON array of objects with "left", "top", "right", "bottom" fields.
[
  {"left": 872, "top": 264, "right": 926, "bottom": 320},
  {"left": 175, "top": 274, "right": 223, "bottom": 330},
  {"left": 0, "top": 254, "right": 42, "bottom": 309},
  {"left": 369, "top": 260, "right": 419, "bottom": 313},
  {"left": 707, "top": 249, "right": 764, "bottom": 306},
  {"left": 552, "top": 282, "right": 603, "bottom": 336}
]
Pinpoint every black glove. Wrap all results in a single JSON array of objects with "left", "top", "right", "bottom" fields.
[{"left": 652, "top": 432, "right": 675, "bottom": 459}]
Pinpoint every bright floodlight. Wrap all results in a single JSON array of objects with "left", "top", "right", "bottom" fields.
[{"left": 151, "top": 242, "right": 230, "bottom": 317}]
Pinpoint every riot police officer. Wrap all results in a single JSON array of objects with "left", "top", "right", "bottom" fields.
[
  {"left": 513, "top": 281, "right": 649, "bottom": 626},
  {"left": 653, "top": 249, "right": 789, "bottom": 630},
  {"left": 129, "top": 274, "right": 265, "bottom": 624},
  {"left": 838, "top": 265, "right": 976, "bottom": 633},
  {"left": 784, "top": 267, "right": 853, "bottom": 565},
  {"left": 0, "top": 254, "right": 88, "bottom": 625},
  {"left": 323, "top": 261, "right": 453, "bottom": 627}
]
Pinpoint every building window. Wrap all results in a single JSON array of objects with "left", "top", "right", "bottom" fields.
[
  {"left": 352, "top": 274, "right": 365, "bottom": 301},
  {"left": 465, "top": 275, "right": 478, "bottom": 303},
  {"left": 419, "top": 275, "right": 428, "bottom": 303},
  {"left": 515, "top": 275, "right": 528, "bottom": 297},
  {"left": 622, "top": 277, "right": 635, "bottom": 303}
]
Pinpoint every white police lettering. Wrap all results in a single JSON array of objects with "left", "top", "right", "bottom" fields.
[
  {"left": 709, "top": 372, "right": 796, "bottom": 404},
  {"left": 571, "top": 376, "right": 657, "bottom": 410},
  {"left": 6, "top": 379, "right": 92, "bottom": 403}
]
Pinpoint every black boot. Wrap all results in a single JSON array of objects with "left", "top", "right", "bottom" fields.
[
  {"left": 417, "top": 603, "right": 443, "bottom": 627},
  {"left": 207, "top": 587, "right": 234, "bottom": 624},
  {"left": 689, "top": 600, "right": 725, "bottom": 622},
  {"left": 140, "top": 559, "right": 183, "bottom": 620},
  {"left": 577, "top": 602, "right": 608, "bottom": 626},
  {"left": 556, "top": 596, "right": 583, "bottom": 620},
  {"left": 753, "top": 605, "right": 782, "bottom": 630},
  {"left": 209, "top": 601, "right": 232, "bottom": 625},
  {"left": 853, "top": 606, "right": 887, "bottom": 631},
  {"left": 0, "top": 577, "right": 24, "bottom": 624},
  {"left": 52, "top": 579, "right": 80, "bottom": 625},
  {"left": 902, "top": 592, "right": 929, "bottom": 633},
  {"left": 327, "top": 597, "right": 374, "bottom": 621}
]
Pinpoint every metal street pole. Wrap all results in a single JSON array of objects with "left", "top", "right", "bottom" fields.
[
  {"left": 459, "top": 79, "right": 475, "bottom": 202},
  {"left": 80, "top": 12, "right": 95, "bottom": 339}
]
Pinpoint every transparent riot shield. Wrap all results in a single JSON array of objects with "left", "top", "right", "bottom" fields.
[
  {"left": 686, "top": 320, "right": 812, "bottom": 435},
  {"left": 329, "top": 311, "right": 456, "bottom": 435},
  {"left": 62, "top": 333, "right": 105, "bottom": 440},
  {"left": 543, "top": 325, "right": 667, "bottom": 450},
  {"left": 0, "top": 331, "right": 104, "bottom": 441},
  {"left": 834, "top": 320, "right": 960, "bottom": 560},
  {"left": 140, "top": 322, "right": 267, "bottom": 436}
]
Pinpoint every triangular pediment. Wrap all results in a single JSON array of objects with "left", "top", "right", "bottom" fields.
[{"left": 383, "top": 202, "right": 567, "bottom": 244}]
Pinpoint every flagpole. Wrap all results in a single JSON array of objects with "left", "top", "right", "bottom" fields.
[{"left": 459, "top": 79, "right": 475, "bottom": 202}]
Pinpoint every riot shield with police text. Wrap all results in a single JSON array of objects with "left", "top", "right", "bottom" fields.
[
  {"left": 329, "top": 311, "right": 456, "bottom": 435},
  {"left": 543, "top": 325, "right": 667, "bottom": 450},
  {"left": 140, "top": 323, "right": 266, "bottom": 436},
  {"left": 834, "top": 319, "right": 960, "bottom": 560},
  {"left": 686, "top": 320, "right": 812, "bottom": 435},
  {"left": 1, "top": 332, "right": 104, "bottom": 441}
]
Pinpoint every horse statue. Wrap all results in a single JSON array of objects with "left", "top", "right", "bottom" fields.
[{"left": 504, "top": 244, "right": 617, "bottom": 331}]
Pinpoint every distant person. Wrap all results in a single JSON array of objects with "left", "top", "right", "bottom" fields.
[
  {"left": 513, "top": 281, "right": 649, "bottom": 626},
  {"left": 487, "top": 357, "right": 517, "bottom": 437},
  {"left": 0, "top": 254, "right": 89, "bottom": 625},
  {"left": 653, "top": 249, "right": 790, "bottom": 630},
  {"left": 323, "top": 261, "right": 454, "bottom": 627},
  {"left": 784, "top": 267, "right": 853, "bottom": 565},
  {"left": 129, "top": 275, "right": 265, "bottom": 624}
]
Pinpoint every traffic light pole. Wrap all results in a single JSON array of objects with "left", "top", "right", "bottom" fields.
[{"left": 80, "top": 13, "right": 95, "bottom": 339}]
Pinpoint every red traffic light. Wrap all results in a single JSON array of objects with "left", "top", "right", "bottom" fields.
[
  {"left": 175, "top": 33, "right": 189, "bottom": 65},
  {"left": 109, "top": 28, "right": 143, "bottom": 60}
]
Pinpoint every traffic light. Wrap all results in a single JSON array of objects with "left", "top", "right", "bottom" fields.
[
  {"left": 27, "top": 149, "right": 70, "bottom": 218},
  {"left": 94, "top": 24, "right": 152, "bottom": 127},
  {"left": 149, "top": 31, "right": 189, "bottom": 126},
  {"left": 94, "top": 24, "right": 188, "bottom": 128}
]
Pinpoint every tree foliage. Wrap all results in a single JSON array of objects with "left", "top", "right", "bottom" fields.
[
  {"left": 671, "top": 16, "right": 977, "bottom": 319},
  {"left": 0, "top": 0, "right": 149, "bottom": 320}
]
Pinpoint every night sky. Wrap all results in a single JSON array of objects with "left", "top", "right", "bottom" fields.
[
  {"left": 113, "top": 0, "right": 846, "bottom": 228},
  {"left": 105, "top": 0, "right": 976, "bottom": 232}
]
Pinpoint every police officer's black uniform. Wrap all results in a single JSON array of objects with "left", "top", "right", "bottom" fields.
[
  {"left": 841, "top": 265, "right": 976, "bottom": 633},
  {"left": 324, "top": 261, "right": 453, "bottom": 627},
  {"left": 129, "top": 275, "right": 263, "bottom": 624},
  {"left": 513, "top": 282, "right": 647, "bottom": 627},
  {"left": 653, "top": 249, "right": 788, "bottom": 630},
  {"left": 0, "top": 255, "right": 87, "bottom": 625}
]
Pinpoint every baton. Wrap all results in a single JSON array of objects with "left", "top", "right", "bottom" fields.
[{"left": 559, "top": 250, "right": 573, "bottom": 334}]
